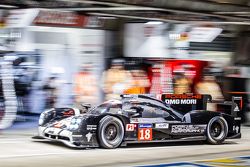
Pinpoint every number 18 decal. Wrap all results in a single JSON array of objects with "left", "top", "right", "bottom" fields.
[{"left": 138, "top": 128, "right": 152, "bottom": 141}]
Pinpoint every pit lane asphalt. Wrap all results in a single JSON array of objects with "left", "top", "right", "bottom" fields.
[{"left": 0, "top": 127, "right": 250, "bottom": 167}]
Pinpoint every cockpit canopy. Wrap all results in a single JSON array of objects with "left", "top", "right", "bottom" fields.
[{"left": 88, "top": 100, "right": 122, "bottom": 115}]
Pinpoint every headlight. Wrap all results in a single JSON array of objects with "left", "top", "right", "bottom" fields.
[
  {"left": 68, "top": 117, "right": 82, "bottom": 130},
  {"left": 70, "top": 118, "right": 82, "bottom": 124},
  {"left": 71, "top": 118, "right": 77, "bottom": 124},
  {"left": 76, "top": 118, "right": 82, "bottom": 124},
  {"left": 39, "top": 113, "right": 45, "bottom": 125},
  {"left": 69, "top": 124, "right": 79, "bottom": 130},
  {"left": 39, "top": 109, "right": 54, "bottom": 126}
]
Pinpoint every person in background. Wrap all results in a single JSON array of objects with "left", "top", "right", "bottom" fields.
[
  {"left": 102, "top": 59, "right": 132, "bottom": 100},
  {"left": 74, "top": 64, "right": 98, "bottom": 106},
  {"left": 43, "top": 76, "right": 58, "bottom": 109},
  {"left": 195, "top": 71, "right": 224, "bottom": 111},
  {"left": 124, "top": 69, "right": 150, "bottom": 94},
  {"left": 174, "top": 72, "right": 192, "bottom": 94}
]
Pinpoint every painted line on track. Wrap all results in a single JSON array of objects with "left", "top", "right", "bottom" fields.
[
  {"left": 0, "top": 151, "right": 91, "bottom": 159},
  {"left": 139, "top": 156, "right": 250, "bottom": 167}
]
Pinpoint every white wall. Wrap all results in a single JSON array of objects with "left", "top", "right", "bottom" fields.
[
  {"left": 124, "top": 23, "right": 191, "bottom": 58},
  {"left": 26, "top": 27, "right": 105, "bottom": 106},
  {"left": 124, "top": 23, "right": 170, "bottom": 58}
]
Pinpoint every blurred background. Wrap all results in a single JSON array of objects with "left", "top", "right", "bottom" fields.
[{"left": 0, "top": 0, "right": 250, "bottom": 130}]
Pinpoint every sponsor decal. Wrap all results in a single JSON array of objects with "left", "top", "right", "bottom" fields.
[
  {"left": 233, "top": 126, "right": 240, "bottom": 133},
  {"left": 54, "top": 122, "right": 63, "bottom": 128},
  {"left": 126, "top": 124, "right": 135, "bottom": 131},
  {"left": 233, "top": 96, "right": 243, "bottom": 110},
  {"left": 138, "top": 128, "right": 152, "bottom": 141},
  {"left": 131, "top": 118, "right": 166, "bottom": 123},
  {"left": 156, "top": 94, "right": 162, "bottom": 100},
  {"left": 171, "top": 125, "right": 204, "bottom": 133},
  {"left": 47, "top": 130, "right": 54, "bottom": 134},
  {"left": 155, "top": 123, "right": 169, "bottom": 129},
  {"left": 85, "top": 132, "right": 93, "bottom": 142},
  {"left": 234, "top": 117, "right": 241, "bottom": 121},
  {"left": 87, "top": 125, "right": 97, "bottom": 130},
  {"left": 123, "top": 94, "right": 138, "bottom": 98},
  {"left": 165, "top": 99, "right": 197, "bottom": 105},
  {"left": 139, "top": 124, "right": 152, "bottom": 128},
  {"left": 234, "top": 105, "right": 240, "bottom": 111},
  {"left": 131, "top": 118, "right": 139, "bottom": 123},
  {"left": 164, "top": 94, "right": 202, "bottom": 99},
  {"left": 72, "top": 135, "right": 82, "bottom": 137},
  {"left": 54, "top": 119, "right": 70, "bottom": 128}
]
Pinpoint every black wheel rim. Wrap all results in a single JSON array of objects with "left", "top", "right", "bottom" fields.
[
  {"left": 104, "top": 123, "right": 118, "bottom": 141},
  {"left": 210, "top": 120, "right": 225, "bottom": 140},
  {"left": 211, "top": 122, "right": 222, "bottom": 138}
]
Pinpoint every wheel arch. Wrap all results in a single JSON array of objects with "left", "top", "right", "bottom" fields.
[
  {"left": 206, "top": 116, "right": 229, "bottom": 144},
  {"left": 96, "top": 114, "right": 128, "bottom": 148},
  {"left": 187, "top": 110, "right": 223, "bottom": 124},
  {"left": 98, "top": 114, "right": 129, "bottom": 129},
  {"left": 187, "top": 111, "right": 234, "bottom": 138}
]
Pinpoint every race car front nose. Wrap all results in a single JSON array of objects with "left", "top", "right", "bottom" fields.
[{"left": 39, "top": 126, "right": 72, "bottom": 140}]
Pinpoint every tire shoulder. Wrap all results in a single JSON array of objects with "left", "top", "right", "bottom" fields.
[
  {"left": 206, "top": 116, "right": 228, "bottom": 144},
  {"left": 98, "top": 115, "right": 124, "bottom": 149}
]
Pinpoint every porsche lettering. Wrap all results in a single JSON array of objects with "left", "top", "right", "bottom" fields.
[{"left": 165, "top": 94, "right": 202, "bottom": 99}]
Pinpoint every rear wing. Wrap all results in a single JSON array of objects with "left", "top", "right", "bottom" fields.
[
  {"left": 161, "top": 94, "right": 242, "bottom": 117},
  {"left": 212, "top": 96, "right": 242, "bottom": 139},
  {"left": 213, "top": 96, "right": 243, "bottom": 118}
]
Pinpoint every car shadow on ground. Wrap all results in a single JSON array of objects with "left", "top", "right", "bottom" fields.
[
  {"left": 32, "top": 138, "right": 239, "bottom": 150},
  {"left": 32, "top": 140, "right": 88, "bottom": 150},
  {"left": 124, "top": 140, "right": 238, "bottom": 149}
]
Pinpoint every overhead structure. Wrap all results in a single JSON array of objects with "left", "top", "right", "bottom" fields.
[{"left": 0, "top": 0, "right": 250, "bottom": 25}]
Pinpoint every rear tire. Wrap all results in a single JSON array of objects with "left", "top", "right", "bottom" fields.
[
  {"left": 206, "top": 116, "right": 228, "bottom": 144},
  {"left": 98, "top": 116, "right": 124, "bottom": 149}
]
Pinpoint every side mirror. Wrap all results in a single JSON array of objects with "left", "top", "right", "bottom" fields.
[
  {"left": 125, "top": 109, "right": 137, "bottom": 115},
  {"left": 81, "top": 103, "right": 91, "bottom": 110}
]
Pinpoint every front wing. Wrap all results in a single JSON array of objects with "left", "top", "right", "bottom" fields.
[{"left": 37, "top": 126, "right": 99, "bottom": 148}]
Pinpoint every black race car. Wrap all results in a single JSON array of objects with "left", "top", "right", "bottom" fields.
[{"left": 35, "top": 94, "right": 242, "bottom": 149}]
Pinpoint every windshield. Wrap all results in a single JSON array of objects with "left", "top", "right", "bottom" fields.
[
  {"left": 88, "top": 101, "right": 122, "bottom": 115},
  {"left": 88, "top": 103, "right": 110, "bottom": 115}
]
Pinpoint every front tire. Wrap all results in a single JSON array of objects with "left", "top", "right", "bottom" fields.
[
  {"left": 206, "top": 116, "right": 228, "bottom": 144},
  {"left": 98, "top": 116, "right": 124, "bottom": 149}
]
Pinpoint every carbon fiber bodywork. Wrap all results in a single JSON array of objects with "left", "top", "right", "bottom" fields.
[{"left": 36, "top": 94, "right": 241, "bottom": 148}]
